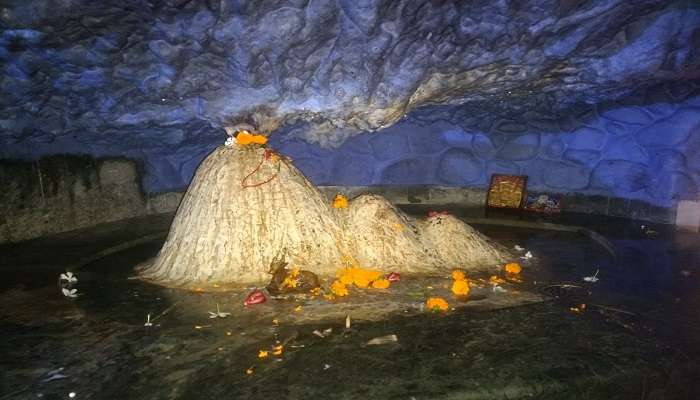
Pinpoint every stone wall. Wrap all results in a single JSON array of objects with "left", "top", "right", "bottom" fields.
[
  {"left": 269, "top": 96, "right": 700, "bottom": 209},
  {"left": 0, "top": 155, "right": 173, "bottom": 243}
]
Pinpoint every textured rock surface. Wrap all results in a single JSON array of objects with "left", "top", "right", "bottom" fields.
[
  {"left": 1, "top": 0, "right": 699, "bottom": 208},
  {"left": 0, "top": 156, "right": 149, "bottom": 243},
  {"left": 272, "top": 95, "right": 700, "bottom": 207},
  {"left": 1, "top": 0, "right": 699, "bottom": 157}
]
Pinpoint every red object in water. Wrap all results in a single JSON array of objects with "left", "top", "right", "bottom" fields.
[
  {"left": 244, "top": 289, "right": 267, "bottom": 306},
  {"left": 386, "top": 272, "right": 401, "bottom": 283},
  {"left": 428, "top": 210, "right": 450, "bottom": 218}
]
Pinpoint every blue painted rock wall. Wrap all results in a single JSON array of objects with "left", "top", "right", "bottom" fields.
[
  {"left": 1, "top": 0, "right": 699, "bottom": 161},
  {"left": 1, "top": 0, "right": 699, "bottom": 210},
  {"left": 268, "top": 95, "right": 700, "bottom": 208}
]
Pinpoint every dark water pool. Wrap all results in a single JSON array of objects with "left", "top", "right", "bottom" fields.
[{"left": 1, "top": 212, "right": 699, "bottom": 399}]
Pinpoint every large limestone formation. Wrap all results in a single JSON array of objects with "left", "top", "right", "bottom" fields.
[{"left": 138, "top": 145, "right": 508, "bottom": 287}]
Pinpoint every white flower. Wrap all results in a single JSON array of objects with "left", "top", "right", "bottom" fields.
[
  {"left": 144, "top": 314, "right": 153, "bottom": 327},
  {"left": 514, "top": 245, "right": 525, "bottom": 252},
  {"left": 583, "top": 269, "right": 600, "bottom": 283},
  {"left": 62, "top": 288, "right": 78, "bottom": 298},
  {"left": 208, "top": 304, "right": 231, "bottom": 319},
  {"left": 313, "top": 328, "right": 333, "bottom": 338},
  {"left": 224, "top": 137, "right": 235, "bottom": 147},
  {"left": 60, "top": 272, "right": 78, "bottom": 284},
  {"left": 520, "top": 251, "right": 533, "bottom": 260},
  {"left": 492, "top": 285, "right": 507, "bottom": 293}
]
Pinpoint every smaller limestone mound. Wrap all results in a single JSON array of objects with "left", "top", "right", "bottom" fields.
[
  {"left": 418, "top": 215, "right": 509, "bottom": 270},
  {"left": 340, "top": 195, "right": 510, "bottom": 272},
  {"left": 340, "top": 195, "right": 441, "bottom": 273}
]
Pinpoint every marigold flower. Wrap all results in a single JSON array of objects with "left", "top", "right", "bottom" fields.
[
  {"left": 426, "top": 297, "right": 449, "bottom": 312},
  {"left": 333, "top": 194, "right": 348, "bottom": 209},
  {"left": 236, "top": 131, "right": 268, "bottom": 145},
  {"left": 330, "top": 280, "right": 349, "bottom": 297},
  {"left": 505, "top": 262, "right": 522, "bottom": 274},
  {"left": 452, "top": 270, "right": 466, "bottom": 281},
  {"left": 337, "top": 267, "right": 383, "bottom": 289},
  {"left": 451, "top": 278, "right": 470, "bottom": 296},
  {"left": 353, "top": 275, "right": 372, "bottom": 288},
  {"left": 281, "top": 274, "right": 299, "bottom": 289},
  {"left": 338, "top": 269, "right": 355, "bottom": 285},
  {"left": 272, "top": 345, "right": 284, "bottom": 356},
  {"left": 371, "top": 279, "right": 390, "bottom": 289},
  {"left": 258, "top": 350, "right": 269, "bottom": 358}
]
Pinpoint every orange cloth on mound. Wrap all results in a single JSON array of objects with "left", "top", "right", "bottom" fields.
[{"left": 236, "top": 131, "right": 268, "bottom": 145}]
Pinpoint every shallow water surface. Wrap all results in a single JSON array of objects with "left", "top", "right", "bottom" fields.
[{"left": 1, "top": 213, "right": 698, "bottom": 399}]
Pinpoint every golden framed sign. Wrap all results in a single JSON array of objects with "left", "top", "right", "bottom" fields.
[{"left": 486, "top": 174, "right": 528, "bottom": 210}]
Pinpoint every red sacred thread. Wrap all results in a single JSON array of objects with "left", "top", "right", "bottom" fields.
[{"left": 241, "top": 149, "right": 280, "bottom": 188}]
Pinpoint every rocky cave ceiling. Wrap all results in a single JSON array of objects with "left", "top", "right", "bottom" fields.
[{"left": 0, "top": 0, "right": 699, "bottom": 154}]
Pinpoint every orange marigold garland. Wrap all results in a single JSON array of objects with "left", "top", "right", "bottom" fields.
[{"left": 329, "top": 259, "right": 394, "bottom": 297}]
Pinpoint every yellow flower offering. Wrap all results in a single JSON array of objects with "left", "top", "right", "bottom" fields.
[
  {"left": 236, "top": 131, "right": 268, "bottom": 145},
  {"left": 272, "top": 345, "right": 284, "bottom": 356},
  {"left": 452, "top": 270, "right": 466, "bottom": 281},
  {"left": 353, "top": 274, "right": 372, "bottom": 288},
  {"left": 281, "top": 267, "right": 300, "bottom": 289},
  {"left": 337, "top": 267, "right": 382, "bottom": 287},
  {"left": 258, "top": 350, "right": 269, "bottom": 359},
  {"left": 426, "top": 297, "right": 449, "bottom": 312},
  {"left": 371, "top": 279, "right": 390, "bottom": 289},
  {"left": 505, "top": 262, "right": 522, "bottom": 274},
  {"left": 333, "top": 194, "right": 348, "bottom": 209},
  {"left": 330, "top": 280, "right": 349, "bottom": 297},
  {"left": 451, "top": 278, "right": 470, "bottom": 296}
]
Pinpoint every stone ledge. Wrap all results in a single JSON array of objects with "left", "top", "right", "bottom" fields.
[
  {"left": 135, "top": 186, "right": 676, "bottom": 224},
  {"left": 316, "top": 186, "right": 675, "bottom": 224}
]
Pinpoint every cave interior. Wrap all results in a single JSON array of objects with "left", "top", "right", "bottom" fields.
[{"left": 1, "top": 1, "right": 700, "bottom": 399}]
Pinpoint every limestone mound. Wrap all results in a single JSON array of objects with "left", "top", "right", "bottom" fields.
[
  {"left": 418, "top": 215, "right": 509, "bottom": 270},
  {"left": 138, "top": 146, "right": 348, "bottom": 286},
  {"left": 340, "top": 194, "right": 442, "bottom": 273},
  {"left": 138, "top": 145, "right": 510, "bottom": 287}
]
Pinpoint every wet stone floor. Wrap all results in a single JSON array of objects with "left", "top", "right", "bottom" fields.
[{"left": 1, "top": 211, "right": 699, "bottom": 399}]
